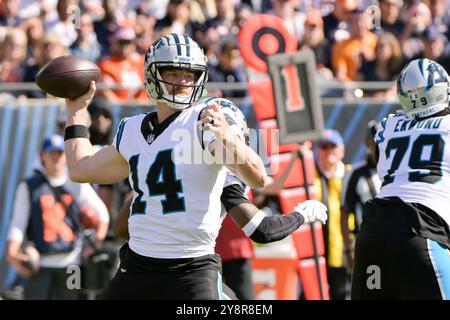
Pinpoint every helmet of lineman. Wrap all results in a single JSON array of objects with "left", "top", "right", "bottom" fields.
[
  {"left": 397, "top": 58, "right": 450, "bottom": 118},
  {"left": 220, "top": 99, "right": 250, "bottom": 145},
  {"left": 197, "top": 98, "right": 250, "bottom": 145},
  {"left": 144, "top": 34, "right": 208, "bottom": 110}
]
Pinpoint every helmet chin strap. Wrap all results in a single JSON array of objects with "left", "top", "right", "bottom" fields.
[
  {"left": 152, "top": 65, "right": 208, "bottom": 109},
  {"left": 160, "top": 95, "right": 192, "bottom": 110}
]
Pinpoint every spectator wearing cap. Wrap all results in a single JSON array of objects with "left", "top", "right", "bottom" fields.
[
  {"left": 97, "top": 27, "right": 148, "bottom": 103},
  {"left": 6, "top": 135, "right": 109, "bottom": 300},
  {"left": 340, "top": 121, "right": 382, "bottom": 274},
  {"left": 70, "top": 13, "right": 102, "bottom": 62},
  {"left": 299, "top": 11, "right": 333, "bottom": 79},
  {"left": 377, "top": 0, "right": 405, "bottom": 37},
  {"left": 331, "top": 9, "right": 378, "bottom": 82},
  {"left": 313, "top": 129, "right": 352, "bottom": 300}
]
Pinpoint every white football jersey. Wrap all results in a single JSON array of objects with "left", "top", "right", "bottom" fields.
[
  {"left": 112, "top": 99, "right": 243, "bottom": 258},
  {"left": 375, "top": 112, "right": 450, "bottom": 226}
]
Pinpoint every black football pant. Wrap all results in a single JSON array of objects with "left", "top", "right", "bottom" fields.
[
  {"left": 222, "top": 258, "right": 254, "bottom": 300},
  {"left": 101, "top": 267, "right": 237, "bottom": 300},
  {"left": 100, "top": 244, "right": 237, "bottom": 300},
  {"left": 351, "top": 232, "right": 450, "bottom": 300}
]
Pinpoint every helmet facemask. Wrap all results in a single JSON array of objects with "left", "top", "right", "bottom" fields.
[{"left": 148, "top": 63, "right": 208, "bottom": 110}]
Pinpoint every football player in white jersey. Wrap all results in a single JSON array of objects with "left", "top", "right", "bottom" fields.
[
  {"left": 63, "top": 33, "right": 326, "bottom": 300},
  {"left": 109, "top": 97, "right": 328, "bottom": 299},
  {"left": 351, "top": 59, "right": 450, "bottom": 300}
]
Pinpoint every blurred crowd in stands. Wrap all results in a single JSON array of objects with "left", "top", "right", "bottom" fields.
[{"left": 0, "top": 0, "right": 450, "bottom": 102}]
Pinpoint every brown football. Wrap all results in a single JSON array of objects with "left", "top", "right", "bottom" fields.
[{"left": 35, "top": 55, "right": 100, "bottom": 99}]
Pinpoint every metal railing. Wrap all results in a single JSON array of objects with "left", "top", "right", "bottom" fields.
[{"left": 0, "top": 80, "right": 399, "bottom": 106}]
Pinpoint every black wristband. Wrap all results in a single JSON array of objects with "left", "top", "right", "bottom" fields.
[{"left": 64, "top": 125, "right": 89, "bottom": 141}]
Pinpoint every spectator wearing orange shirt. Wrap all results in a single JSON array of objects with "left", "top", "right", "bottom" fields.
[
  {"left": 331, "top": 9, "right": 378, "bottom": 82},
  {"left": 356, "top": 32, "right": 403, "bottom": 99},
  {"left": 98, "top": 27, "right": 147, "bottom": 103}
]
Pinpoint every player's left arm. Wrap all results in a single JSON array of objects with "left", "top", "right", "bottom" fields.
[
  {"left": 221, "top": 183, "right": 328, "bottom": 244},
  {"left": 198, "top": 100, "right": 267, "bottom": 188}
]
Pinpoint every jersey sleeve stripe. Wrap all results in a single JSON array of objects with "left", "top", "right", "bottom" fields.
[
  {"left": 116, "top": 118, "right": 129, "bottom": 152},
  {"left": 197, "top": 110, "right": 206, "bottom": 150}
]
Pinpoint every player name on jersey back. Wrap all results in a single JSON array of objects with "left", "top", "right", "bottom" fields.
[
  {"left": 376, "top": 113, "right": 450, "bottom": 226},
  {"left": 392, "top": 116, "right": 444, "bottom": 133}
]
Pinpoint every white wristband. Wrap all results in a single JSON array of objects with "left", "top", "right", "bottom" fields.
[{"left": 241, "top": 210, "right": 266, "bottom": 236}]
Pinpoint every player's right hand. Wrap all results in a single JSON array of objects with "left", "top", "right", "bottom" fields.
[
  {"left": 294, "top": 200, "right": 328, "bottom": 225},
  {"left": 66, "top": 81, "right": 96, "bottom": 111},
  {"left": 197, "top": 100, "right": 231, "bottom": 141}
]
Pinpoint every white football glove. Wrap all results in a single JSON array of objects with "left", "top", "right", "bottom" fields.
[{"left": 294, "top": 200, "right": 328, "bottom": 225}]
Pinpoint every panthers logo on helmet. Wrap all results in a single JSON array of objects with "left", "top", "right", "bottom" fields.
[{"left": 426, "top": 63, "right": 448, "bottom": 88}]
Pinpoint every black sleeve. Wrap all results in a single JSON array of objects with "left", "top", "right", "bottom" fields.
[
  {"left": 250, "top": 212, "right": 305, "bottom": 244},
  {"left": 220, "top": 184, "right": 252, "bottom": 212},
  {"left": 343, "top": 171, "right": 360, "bottom": 213}
]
